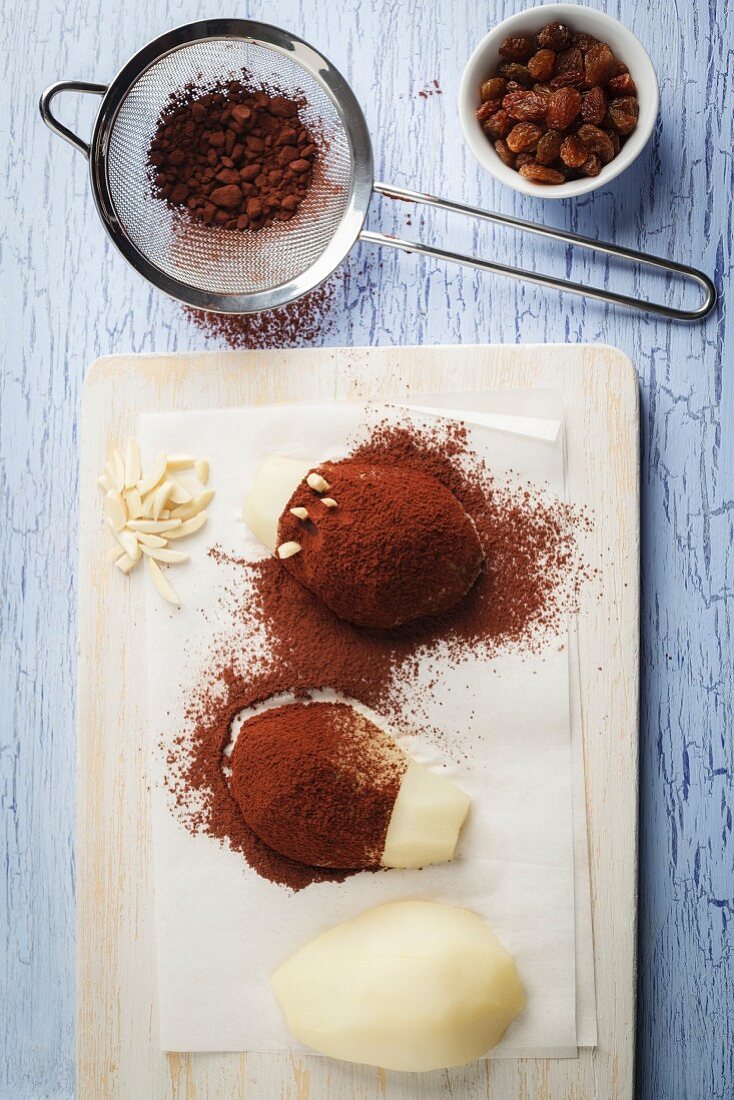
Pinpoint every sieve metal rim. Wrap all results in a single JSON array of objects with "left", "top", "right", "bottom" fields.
[{"left": 88, "top": 20, "right": 374, "bottom": 313}]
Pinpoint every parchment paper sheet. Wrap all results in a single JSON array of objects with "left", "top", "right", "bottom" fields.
[{"left": 141, "top": 392, "right": 596, "bottom": 1058}]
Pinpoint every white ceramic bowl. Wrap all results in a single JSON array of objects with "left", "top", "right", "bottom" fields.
[{"left": 459, "top": 3, "right": 659, "bottom": 199}]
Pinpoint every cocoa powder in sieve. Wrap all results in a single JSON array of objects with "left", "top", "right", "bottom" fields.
[
  {"left": 168, "top": 415, "right": 595, "bottom": 891},
  {"left": 148, "top": 78, "right": 318, "bottom": 232}
]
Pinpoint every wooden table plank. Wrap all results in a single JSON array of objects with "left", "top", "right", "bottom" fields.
[{"left": 78, "top": 344, "right": 637, "bottom": 1099}]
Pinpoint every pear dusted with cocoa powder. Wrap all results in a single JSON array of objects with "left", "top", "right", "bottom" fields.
[
  {"left": 229, "top": 701, "right": 470, "bottom": 871},
  {"left": 244, "top": 456, "right": 484, "bottom": 628}
]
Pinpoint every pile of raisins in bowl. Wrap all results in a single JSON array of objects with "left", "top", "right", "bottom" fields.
[{"left": 476, "top": 21, "right": 639, "bottom": 185}]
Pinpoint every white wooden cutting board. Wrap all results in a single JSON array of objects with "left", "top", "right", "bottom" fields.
[{"left": 77, "top": 343, "right": 639, "bottom": 1100}]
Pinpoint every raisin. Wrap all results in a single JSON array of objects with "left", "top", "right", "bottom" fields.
[
  {"left": 476, "top": 98, "right": 503, "bottom": 121},
  {"left": 583, "top": 42, "right": 618, "bottom": 86},
  {"left": 581, "top": 86, "right": 607, "bottom": 125},
  {"left": 535, "top": 129, "right": 564, "bottom": 165},
  {"left": 560, "top": 134, "right": 589, "bottom": 168},
  {"left": 550, "top": 71, "right": 586, "bottom": 90},
  {"left": 503, "top": 91, "right": 548, "bottom": 122},
  {"left": 506, "top": 122, "right": 543, "bottom": 153},
  {"left": 577, "top": 124, "right": 616, "bottom": 163},
  {"left": 607, "top": 128, "right": 621, "bottom": 156},
  {"left": 494, "top": 138, "right": 516, "bottom": 167},
  {"left": 556, "top": 47, "right": 584, "bottom": 75},
  {"left": 608, "top": 72, "right": 637, "bottom": 96},
  {"left": 532, "top": 82, "right": 553, "bottom": 102},
  {"left": 515, "top": 152, "right": 536, "bottom": 168},
  {"left": 537, "top": 21, "right": 572, "bottom": 51},
  {"left": 547, "top": 87, "right": 582, "bottom": 129},
  {"left": 527, "top": 48, "right": 556, "bottom": 81},
  {"left": 498, "top": 62, "right": 533, "bottom": 87},
  {"left": 482, "top": 109, "right": 512, "bottom": 138},
  {"left": 573, "top": 32, "right": 599, "bottom": 50},
  {"left": 580, "top": 153, "right": 601, "bottom": 177},
  {"left": 613, "top": 59, "right": 629, "bottom": 76},
  {"left": 608, "top": 96, "right": 639, "bottom": 135},
  {"left": 518, "top": 162, "right": 566, "bottom": 184},
  {"left": 499, "top": 35, "right": 536, "bottom": 61},
  {"left": 480, "top": 77, "right": 507, "bottom": 101}
]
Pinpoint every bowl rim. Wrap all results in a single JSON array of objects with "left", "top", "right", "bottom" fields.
[{"left": 458, "top": 2, "right": 660, "bottom": 200}]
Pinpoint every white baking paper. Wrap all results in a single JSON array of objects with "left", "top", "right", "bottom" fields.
[
  {"left": 397, "top": 388, "right": 597, "bottom": 1048},
  {"left": 141, "top": 393, "right": 594, "bottom": 1058}
]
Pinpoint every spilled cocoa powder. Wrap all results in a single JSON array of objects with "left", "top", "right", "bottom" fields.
[
  {"left": 182, "top": 276, "right": 337, "bottom": 349},
  {"left": 167, "top": 414, "right": 595, "bottom": 891}
]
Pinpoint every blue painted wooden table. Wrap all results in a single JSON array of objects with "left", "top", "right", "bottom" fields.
[{"left": 2, "top": 0, "right": 732, "bottom": 1096}]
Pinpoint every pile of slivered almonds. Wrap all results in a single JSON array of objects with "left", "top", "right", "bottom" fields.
[{"left": 97, "top": 440, "right": 213, "bottom": 606}]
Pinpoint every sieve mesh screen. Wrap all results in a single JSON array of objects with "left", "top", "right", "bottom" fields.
[{"left": 106, "top": 38, "right": 354, "bottom": 295}]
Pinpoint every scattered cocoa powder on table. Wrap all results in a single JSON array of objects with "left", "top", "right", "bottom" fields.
[
  {"left": 182, "top": 277, "right": 337, "bottom": 349},
  {"left": 167, "top": 414, "right": 596, "bottom": 891}
]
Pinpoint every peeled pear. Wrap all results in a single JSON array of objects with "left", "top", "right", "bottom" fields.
[
  {"left": 243, "top": 455, "right": 310, "bottom": 552},
  {"left": 271, "top": 899, "right": 526, "bottom": 1072},
  {"left": 382, "top": 761, "right": 470, "bottom": 869},
  {"left": 229, "top": 700, "right": 469, "bottom": 870}
]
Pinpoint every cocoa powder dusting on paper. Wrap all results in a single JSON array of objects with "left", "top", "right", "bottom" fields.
[{"left": 167, "top": 414, "right": 595, "bottom": 891}]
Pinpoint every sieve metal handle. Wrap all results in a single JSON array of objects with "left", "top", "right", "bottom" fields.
[
  {"left": 363, "top": 182, "right": 716, "bottom": 323},
  {"left": 39, "top": 81, "right": 107, "bottom": 159}
]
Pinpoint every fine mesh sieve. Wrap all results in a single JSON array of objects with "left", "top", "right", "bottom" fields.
[{"left": 41, "top": 19, "right": 715, "bottom": 321}]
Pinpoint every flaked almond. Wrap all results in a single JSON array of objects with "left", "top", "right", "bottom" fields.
[
  {"left": 165, "top": 511, "right": 207, "bottom": 539},
  {"left": 138, "top": 452, "right": 167, "bottom": 495},
  {"left": 290, "top": 506, "right": 309, "bottom": 520},
  {"left": 124, "top": 486, "right": 144, "bottom": 519},
  {"left": 114, "top": 526, "right": 141, "bottom": 563},
  {"left": 167, "top": 479, "right": 193, "bottom": 505},
  {"left": 320, "top": 497, "right": 338, "bottom": 509},
  {"left": 151, "top": 480, "right": 174, "bottom": 520},
  {"left": 277, "top": 540, "right": 302, "bottom": 559},
  {"left": 141, "top": 488, "right": 156, "bottom": 518},
  {"left": 170, "top": 489, "right": 214, "bottom": 521},
  {"left": 147, "top": 556, "right": 181, "bottom": 606},
  {"left": 99, "top": 439, "right": 213, "bottom": 605},
  {"left": 166, "top": 454, "right": 196, "bottom": 471},
  {"left": 306, "top": 472, "right": 330, "bottom": 493},
  {"left": 127, "top": 518, "right": 183, "bottom": 534},
  {"left": 112, "top": 449, "right": 125, "bottom": 493},
  {"left": 105, "top": 490, "right": 127, "bottom": 532},
  {"left": 124, "top": 439, "right": 141, "bottom": 488},
  {"left": 140, "top": 546, "right": 189, "bottom": 564},
  {"left": 136, "top": 531, "right": 168, "bottom": 548}
]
